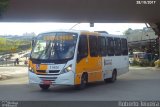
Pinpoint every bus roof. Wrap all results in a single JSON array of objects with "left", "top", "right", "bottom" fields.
[
  {"left": 38, "top": 29, "right": 99, "bottom": 36},
  {"left": 100, "top": 33, "right": 127, "bottom": 39},
  {"left": 38, "top": 30, "right": 126, "bottom": 39},
  {"left": 39, "top": 29, "right": 81, "bottom": 35}
]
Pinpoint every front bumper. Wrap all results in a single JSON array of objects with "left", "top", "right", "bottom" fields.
[{"left": 28, "top": 71, "right": 75, "bottom": 85}]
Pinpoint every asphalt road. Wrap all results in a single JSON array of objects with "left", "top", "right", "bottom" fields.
[{"left": 0, "top": 67, "right": 160, "bottom": 101}]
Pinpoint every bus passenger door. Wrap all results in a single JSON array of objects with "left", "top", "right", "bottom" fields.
[
  {"left": 75, "top": 35, "right": 89, "bottom": 85},
  {"left": 87, "top": 35, "right": 102, "bottom": 82}
]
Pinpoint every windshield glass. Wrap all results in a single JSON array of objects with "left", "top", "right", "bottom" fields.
[{"left": 31, "top": 32, "right": 78, "bottom": 61}]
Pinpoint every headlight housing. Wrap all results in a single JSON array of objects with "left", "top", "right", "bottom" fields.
[{"left": 61, "top": 65, "right": 72, "bottom": 74}]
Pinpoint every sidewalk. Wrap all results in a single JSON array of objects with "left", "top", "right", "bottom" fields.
[
  {"left": 129, "top": 66, "right": 160, "bottom": 71},
  {"left": 0, "top": 67, "right": 28, "bottom": 80}
]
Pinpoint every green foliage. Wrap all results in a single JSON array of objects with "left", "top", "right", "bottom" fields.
[
  {"left": 131, "top": 59, "right": 140, "bottom": 66},
  {"left": 123, "top": 28, "right": 133, "bottom": 35},
  {"left": 154, "top": 60, "right": 160, "bottom": 67},
  {"left": 149, "top": 60, "right": 155, "bottom": 67},
  {"left": 0, "top": 37, "right": 6, "bottom": 44},
  {"left": 0, "top": 37, "right": 31, "bottom": 54},
  {"left": 139, "top": 59, "right": 150, "bottom": 67},
  {"left": 131, "top": 59, "right": 155, "bottom": 67}
]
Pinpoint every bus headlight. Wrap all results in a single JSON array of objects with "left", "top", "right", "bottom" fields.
[
  {"left": 66, "top": 65, "right": 72, "bottom": 71},
  {"left": 61, "top": 65, "right": 72, "bottom": 74}
]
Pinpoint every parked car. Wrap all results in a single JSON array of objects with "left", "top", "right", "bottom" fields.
[{"left": 130, "top": 52, "right": 155, "bottom": 62}]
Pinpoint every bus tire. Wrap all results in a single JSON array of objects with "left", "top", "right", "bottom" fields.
[
  {"left": 74, "top": 73, "right": 88, "bottom": 90},
  {"left": 39, "top": 84, "right": 50, "bottom": 90},
  {"left": 104, "top": 70, "right": 117, "bottom": 83},
  {"left": 109, "top": 70, "right": 117, "bottom": 83}
]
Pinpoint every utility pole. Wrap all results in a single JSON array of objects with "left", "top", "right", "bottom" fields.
[{"left": 69, "top": 23, "right": 80, "bottom": 30}]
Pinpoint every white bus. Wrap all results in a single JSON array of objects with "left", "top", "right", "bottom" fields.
[{"left": 28, "top": 30, "right": 129, "bottom": 90}]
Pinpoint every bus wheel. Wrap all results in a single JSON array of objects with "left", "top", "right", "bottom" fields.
[
  {"left": 109, "top": 70, "right": 117, "bottom": 83},
  {"left": 39, "top": 84, "right": 50, "bottom": 90},
  {"left": 104, "top": 70, "right": 117, "bottom": 83},
  {"left": 74, "top": 73, "right": 88, "bottom": 90}
]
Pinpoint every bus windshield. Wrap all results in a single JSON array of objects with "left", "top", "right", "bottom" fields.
[{"left": 30, "top": 32, "right": 78, "bottom": 61}]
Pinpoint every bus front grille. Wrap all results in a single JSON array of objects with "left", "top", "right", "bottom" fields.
[
  {"left": 49, "top": 70, "right": 60, "bottom": 73},
  {"left": 39, "top": 77, "right": 57, "bottom": 81}
]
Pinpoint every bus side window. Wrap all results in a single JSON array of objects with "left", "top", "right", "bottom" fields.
[
  {"left": 114, "top": 38, "right": 121, "bottom": 56},
  {"left": 121, "top": 39, "right": 128, "bottom": 55},
  {"left": 89, "top": 36, "right": 98, "bottom": 57},
  {"left": 77, "top": 35, "right": 88, "bottom": 61},
  {"left": 98, "top": 36, "right": 106, "bottom": 56},
  {"left": 107, "top": 37, "right": 114, "bottom": 56},
  {"left": 106, "top": 37, "right": 108, "bottom": 55}
]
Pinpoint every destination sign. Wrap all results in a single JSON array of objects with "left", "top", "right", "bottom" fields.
[{"left": 44, "top": 35, "right": 73, "bottom": 41}]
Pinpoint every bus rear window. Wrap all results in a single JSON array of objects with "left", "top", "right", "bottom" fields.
[{"left": 121, "top": 39, "right": 128, "bottom": 55}]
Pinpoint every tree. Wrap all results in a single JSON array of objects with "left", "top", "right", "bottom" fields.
[
  {"left": 22, "top": 32, "right": 36, "bottom": 37},
  {"left": 123, "top": 28, "right": 133, "bottom": 35},
  {"left": 0, "top": 37, "right": 6, "bottom": 44}
]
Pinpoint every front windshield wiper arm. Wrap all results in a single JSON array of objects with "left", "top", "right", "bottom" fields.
[{"left": 37, "top": 40, "right": 51, "bottom": 59}]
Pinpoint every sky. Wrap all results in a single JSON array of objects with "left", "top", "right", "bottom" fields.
[{"left": 0, "top": 23, "right": 146, "bottom": 35}]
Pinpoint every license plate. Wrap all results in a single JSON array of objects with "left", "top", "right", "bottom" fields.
[{"left": 43, "top": 80, "right": 51, "bottom": 85}]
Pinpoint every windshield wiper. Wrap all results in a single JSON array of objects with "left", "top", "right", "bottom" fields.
[{"left": 37, "top": 41, "right": 51, "bottom": 59}]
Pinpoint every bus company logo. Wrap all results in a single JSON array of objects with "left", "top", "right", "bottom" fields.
[
  {"left": 36, "top": 64, "right": 40, "bottom": 69},
  {"left": 104, "top": 59, "right": 112, "bottom": 65}
]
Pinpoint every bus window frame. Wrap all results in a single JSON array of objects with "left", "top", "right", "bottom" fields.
[
  {"left": 121, "top": 38, "right": 128, "bottom": 55},
  {"left": 114, "top": 38, "right": 121, "bottom": 56},
  {"left": 89, "top": 35, "right": 98, "bottom": 57},
  {"left": 77, "top": 35, "right": 88, "bottom": 62},
  {"left": 107, "top": 37, "right": 115, "bottom": 56},
  {"left": 98, "top": 36, "right": 106, "bottom": 57}
]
